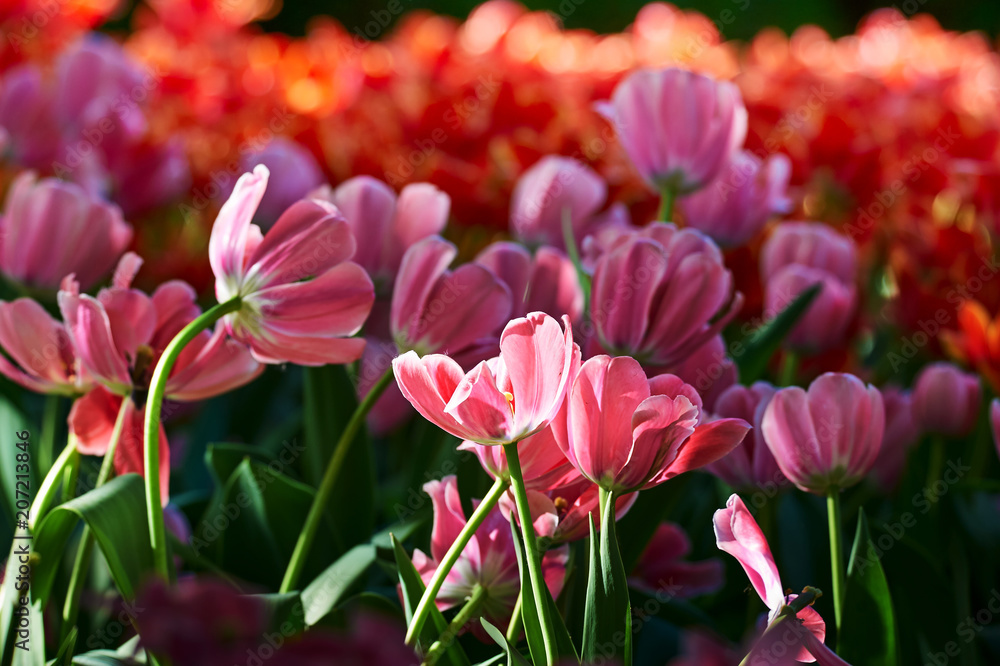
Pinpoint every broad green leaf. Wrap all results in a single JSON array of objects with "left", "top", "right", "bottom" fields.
[
  {"left": 0, "top": 397, "right": 37, "bottom": 527},
  {"left": 480, "top": 618, "right": 531, "bottom": 666},
  {"left": 31, "top": 474, "right": 153, "bottom": 605},
  {"left": 390, "top": 534, "right": 470, "bottom": 666},
  {"left": 508, "top": 516, "right": 578, "bottom": 662},
  {"left": 736, "top": 283, "right": 821, "bottom": 383},
  {"left": 303, "top": 365, "right": 375, "bottom": 552},
  {"left": 255, "top": 592, "right": 306, "bottom": 635},
  {"left": 582, "top": 513, "right": 600, "bottom": 662},
  {"left": 582, "top": 494, "right": 632, "bottom": 665},
  {"left": 301, "top": 544, "right": 376, "bottom": 626},
  {"left": 841, "top": 509, "right": 898, "bottom": 665}
]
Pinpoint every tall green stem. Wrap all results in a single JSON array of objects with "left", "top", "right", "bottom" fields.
[
  {"left": 405, "top": 475, "right": 507, "bottom": 646},
  {"left": 658, "top": 185, "right": 677, "bottom": 222},
  {"left": 279, "top": 365, "right": 396, "bottom": 593},
  {"left": 29, "top": 434, "right": 78, "bottom": 530},
  {"left": 503, "top": 442, "right": 558, "bottom": 666},
  {"left": 61, "top": 397, "right": 130, "bottom": 645},
  {"left": 826, "top": 489, "right": 845, "bottom": 634},
  {"left": 143, "top": 297, "right": 242, "bottom": 579},
  {"left": 422, "top": 584, "right": 488, "bottom": 666}
]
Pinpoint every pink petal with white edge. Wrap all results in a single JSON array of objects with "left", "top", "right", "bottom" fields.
[
  {"left": 58, "top": 292, "right": 131, "bottom": 392},
  {"left": 444, "top": 360, "right": 515, "bottom": 444},
  {"left": 393, "top": 351, "right": 479, "bottom": 441}
]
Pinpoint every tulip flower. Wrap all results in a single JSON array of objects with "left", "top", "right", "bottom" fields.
[
  {"left": 665, "top": 334, "right": 737, "bottom": 412},
  {"left": 0, "top": 296, "right": 90, "bottom": 396},
  {"left": 509, "top": 155, "right": 608, "bottom": 249},
  {"left": 210, "top": 165, "right": 375, "bottom": 366},
  {"left": 598, "top": 67, "right": 747, "bottom": 219},
  {"left": 0, "top": 171, "right": 132, "bottom": 290},
  {"left": 475, "top": 242, "right": 584, "bottom": 324},
  {"left": 228, "top": 137, "right": 324, "bottom": 226},
  {"left": 764, "top": 264, "right": 857, "bottom": 353},
  {"left": 912, "top": 362, "right": 980, "bottom": 437},
  {"left": 393, "top": 312, "right": 575, "bottom": 446},
  {"left": 632, "top": 523, "right": 724, "bottom": 600},
  {"left": 708, "top": 382, "right": 790, "bottom": 492},
  {"left": 316, "top": 176, "right": 449, "bottom": 293},
  {"left": 411, "top": 475, "right": 568, "bottom": 637},
  {"left": 762, "top": 373, "right": 884, "bottom": 494},
  {"left": 391, "top": 236, "right": 512, "bottom": 357},
  {"left": 760, "top": 222, "right": 857, "bottom": 285},
  {"left": 869, "top": 386, "right": 921, "bottom": 491},
  {"left": 714, "top": 494, "right": 828, "bottom": 663},
  {"left": 555, "top": 355, "right": 750, "bottom": 492},
  {"left": 542, "top": 476, "right": 638, "bottom": 543},
  {"left": 590, "top": 223, "right": 742, "bottom": 367},
  {"left": 679, "top": 151, "right": 792, "bottom": 247}
]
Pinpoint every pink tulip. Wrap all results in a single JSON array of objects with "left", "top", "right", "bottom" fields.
[
  {"left": 225, "top": 138, "right": 324, "bottom": 226},
  {"left": 60, "top": 254, "right": 262, "bottom": 401},
  {"left": 391, "top": 236, "right": 512, "bottom": 356},
  {"left": 459, "top": 419, "right": 579, "bottom": 492},
  {"left": 0, "top": 171, "right": 132, "bottom": 290},
  {"left": 393, "top": 312, "right": 576, "bottom": 445},
  {"left": 509, "top": 156, "right": 607, "bottom": 248},
  {"left": 764, "top": 265, "right": 856, "bottom": 353},
  {"left": 679, "top": 151, "right": 792, "bottom": 247},
  {"left": 108, "top": 137, "right": 191, "bottom": 217},
  {"left": 760, "top": 222, "right": 857, "bottom": 285},
  {"left": 991, "top": 398, "right": 1000, "bottom": 463},
  {"left": 598, "top": 67, "right": 747, "bottom": 194},
  {"left": 412, "top": 475, "right": 568, "bottom": 634},
  {"left": 707, "top": 382, "right": 790, "bottom": 492},
  {"left": 475, "top": 242, "right": 584, "bottom": 324},
  {"left": 632, "top": 522, "right": 724, "bottom": 600},
  {"left": 69, "top": 387, "right": 171, "bottom": 506},
  {"left": 591, "top": 222, "right": 742, "bottom": 367},
  {"left": 663, "top": 334, "right": 737, "bottom": 412},
  {"left": 869, "top": 386, "right": 921, "bottom": 491},
  {"left": 0, "top": 297, "right": 89, "bottom": 396},
  {"left": 0, "top": 65, "right": 61, "bottom": 166},
  {"left": 209, "top": 165, "right": 375, "bottom": 366},
  {"left": 912, "top": 362, "right": 981, "bottom": 437},
  {"left": 714, "top": 494, "right": 827, "bottom": 663},
  {"left": 543, "top": 476, "right": 638, "bottom": 543},
  {"left": 762, "top": 373, "right": 884, "bottom": 494},
  {"left": 316, "top": 176, "right": 449, "bottom": 292},
  {"left": 555, "top": 355, "right": 750, "bottom": 491}
]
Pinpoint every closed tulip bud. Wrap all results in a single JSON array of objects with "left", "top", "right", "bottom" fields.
[
  {"left": 912, "top": 362, "right": 981, "bottom": 437},
  {"left": 598, "top": 67, "right": 747, "bottom": 194},
  {"left": 509, "top": 156, "right": 607, "bottom": 249},
  {"left": 760, "top": 222, "right": 857, "bottom": 285},
  {"left": 231, "top": 138, "right": 325, "bottom": 226},
  {"left": 764, "top": 265, "right": 856, "bottom": 353},
  {"left": 679, "top": 151, "right": 792, "bottom": 247},
  {"left": 707, "top": 382, "right": 790, "bottom": 492},
  {"left": 869, "top": 386, "right": 921, "bottom": 491},
  {"left": 762, "top": 373, "right": 884, "bottom": 494}
]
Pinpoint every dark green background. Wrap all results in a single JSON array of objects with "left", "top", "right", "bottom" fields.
[{"left": 259, "top": 1, "right": 1000, "bottom": 40}]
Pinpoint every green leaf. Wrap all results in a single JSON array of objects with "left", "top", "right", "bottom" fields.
[
  {"left": 841, "top": 509, "right": 898, "bottom": 665},
  {"left": 736, "top": 283, "right": 822, "bottom": 383},
  {"left": 303, "top": 365, "right": 375, "bottom": 551},
  {"left": 0, "top": 397, "right": 36, "bottom": 526},
  {"left": 390, "top": 534, "right": 470, "bottom": 666},
  {"left": 508, "top": 516, "right": 578, "bottom": 662},
  {"left": 255, "top": 592, "right": 306, "bottom": 635},
  {"left": 480, "top": 618, "right": 531, "bottom": 666},
  {"left": 31, "top": 474, "right": 153, "bottom": 605},
  {"left": 582, "top": 493, "right": 632, "bottom": 665},
  {"left": 301, "top": 544, "right": 376, "bottom": 626},
  {"left": 52, "top": 627, "right": 78, "bottom": 666},
  {"left": 205, "top": 442, "right": 275, "bottom": 488}
]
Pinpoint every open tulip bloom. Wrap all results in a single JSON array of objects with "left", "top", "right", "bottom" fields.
[{"left": 8, "top": 9, "right": 998, "bottom": 665}]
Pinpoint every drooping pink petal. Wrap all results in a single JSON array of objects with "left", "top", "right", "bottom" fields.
[
  {"left": 166, "top": 328, "right": 262, "bottom": 401},
  {"left": 58, "top": 292, "right": 131, "bottom": 394},
  {"left": 653, "top": 417, "right": 750, "bottom": 483},
  {"left": 713, "top": 494, "right": 784, "bottom": 610}
]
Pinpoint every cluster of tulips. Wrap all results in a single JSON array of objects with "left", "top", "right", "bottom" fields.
[{"left": 0, "top": 1, "right": 999, "bottom": 665}]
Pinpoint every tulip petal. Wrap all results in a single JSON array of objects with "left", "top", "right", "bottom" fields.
[
  {"left": 714, "top": 494, "right": 784, "bottom": 610},
  {"left": 209, "top": 165, "right": 268, "bottom": 281}
]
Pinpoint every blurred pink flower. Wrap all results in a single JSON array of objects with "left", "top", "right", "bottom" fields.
[
  {"left": 475, "top": 241, "right": 584, "bottom": 324},
  {"left": 912, "top": 362, "right": 981, "bottom": 437},
  {"left": 210, "top": 165, "right": 375, "bottom": 366},
  {"left": 660, "top": 334, "right": 737, "bottom": 412},
  {"left": 598, "top": 67, "right": 747, "bottom": 194},
  {"left": 0, "top": 171, "right": 132, "bottom": 290},
  {"left": 680, "top": 150, "right": 792, "bottom": 246},
  {"left": 0, "top": 297, "right": 89, "bottom": 395},
  {"left": 762, "top": 373, "right": 884, "bottom": 494},
  {"left": 708, "top": 382, "right": 790, "bottom": 492},
  {"left": 232, "top": 138, "right": 325, "bottom": 225},
  {"left": 632, "top": 522, "right": 724, "bottom": 600},
  {"left": 760, "top": 222, "right": 857, "bottom": 285},
  {"left": 509, "top": 155, "right": 608, "bottom": 248},
  {"left": 869, "top": 386, "right": 921, "bottom": 491},
  {"left": 764, "top": 264, "right": 857, "bottom": 353}
]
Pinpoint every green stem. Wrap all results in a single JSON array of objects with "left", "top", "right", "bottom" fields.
[
  {"left": 826, "top": 489, "right": 845, "bottom": 635},
  {"left": 505, "top": 589, "right": 524, "bottom": 643},
  {"left": 561, "top": 206, "right": 591, "bottom": 306},
  {"left": 61, "top": 397, "right": 130, "bottom": 646},
  {"left": 279, "top": 365, "right": 396, "bottom": 593},
  {"left": 405, "top": 475, "right": 507, "bottom": 646},
  {"left": 779, "top": 351, "right": 799, "bottom": 386},
  {"left": 422, "top": 584, "right": 488, "bottom": 666},
  {"left": 503, "top": 442, "right": 558, "bottom": 666},
  {"left": 144, "top": 297, "right": 242, "bottom": 580},
  {"left": 658, "top": 185, "right": 676, "bottom": 222},
  {"left": 925, "top": 435, "right": 946, "bottom": 490},
  {"left": 29, "top": 435, "right": 78, "bottom": 530},
  {"left": 39, "top": 394, "right": 59, "bottom": 475}
]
